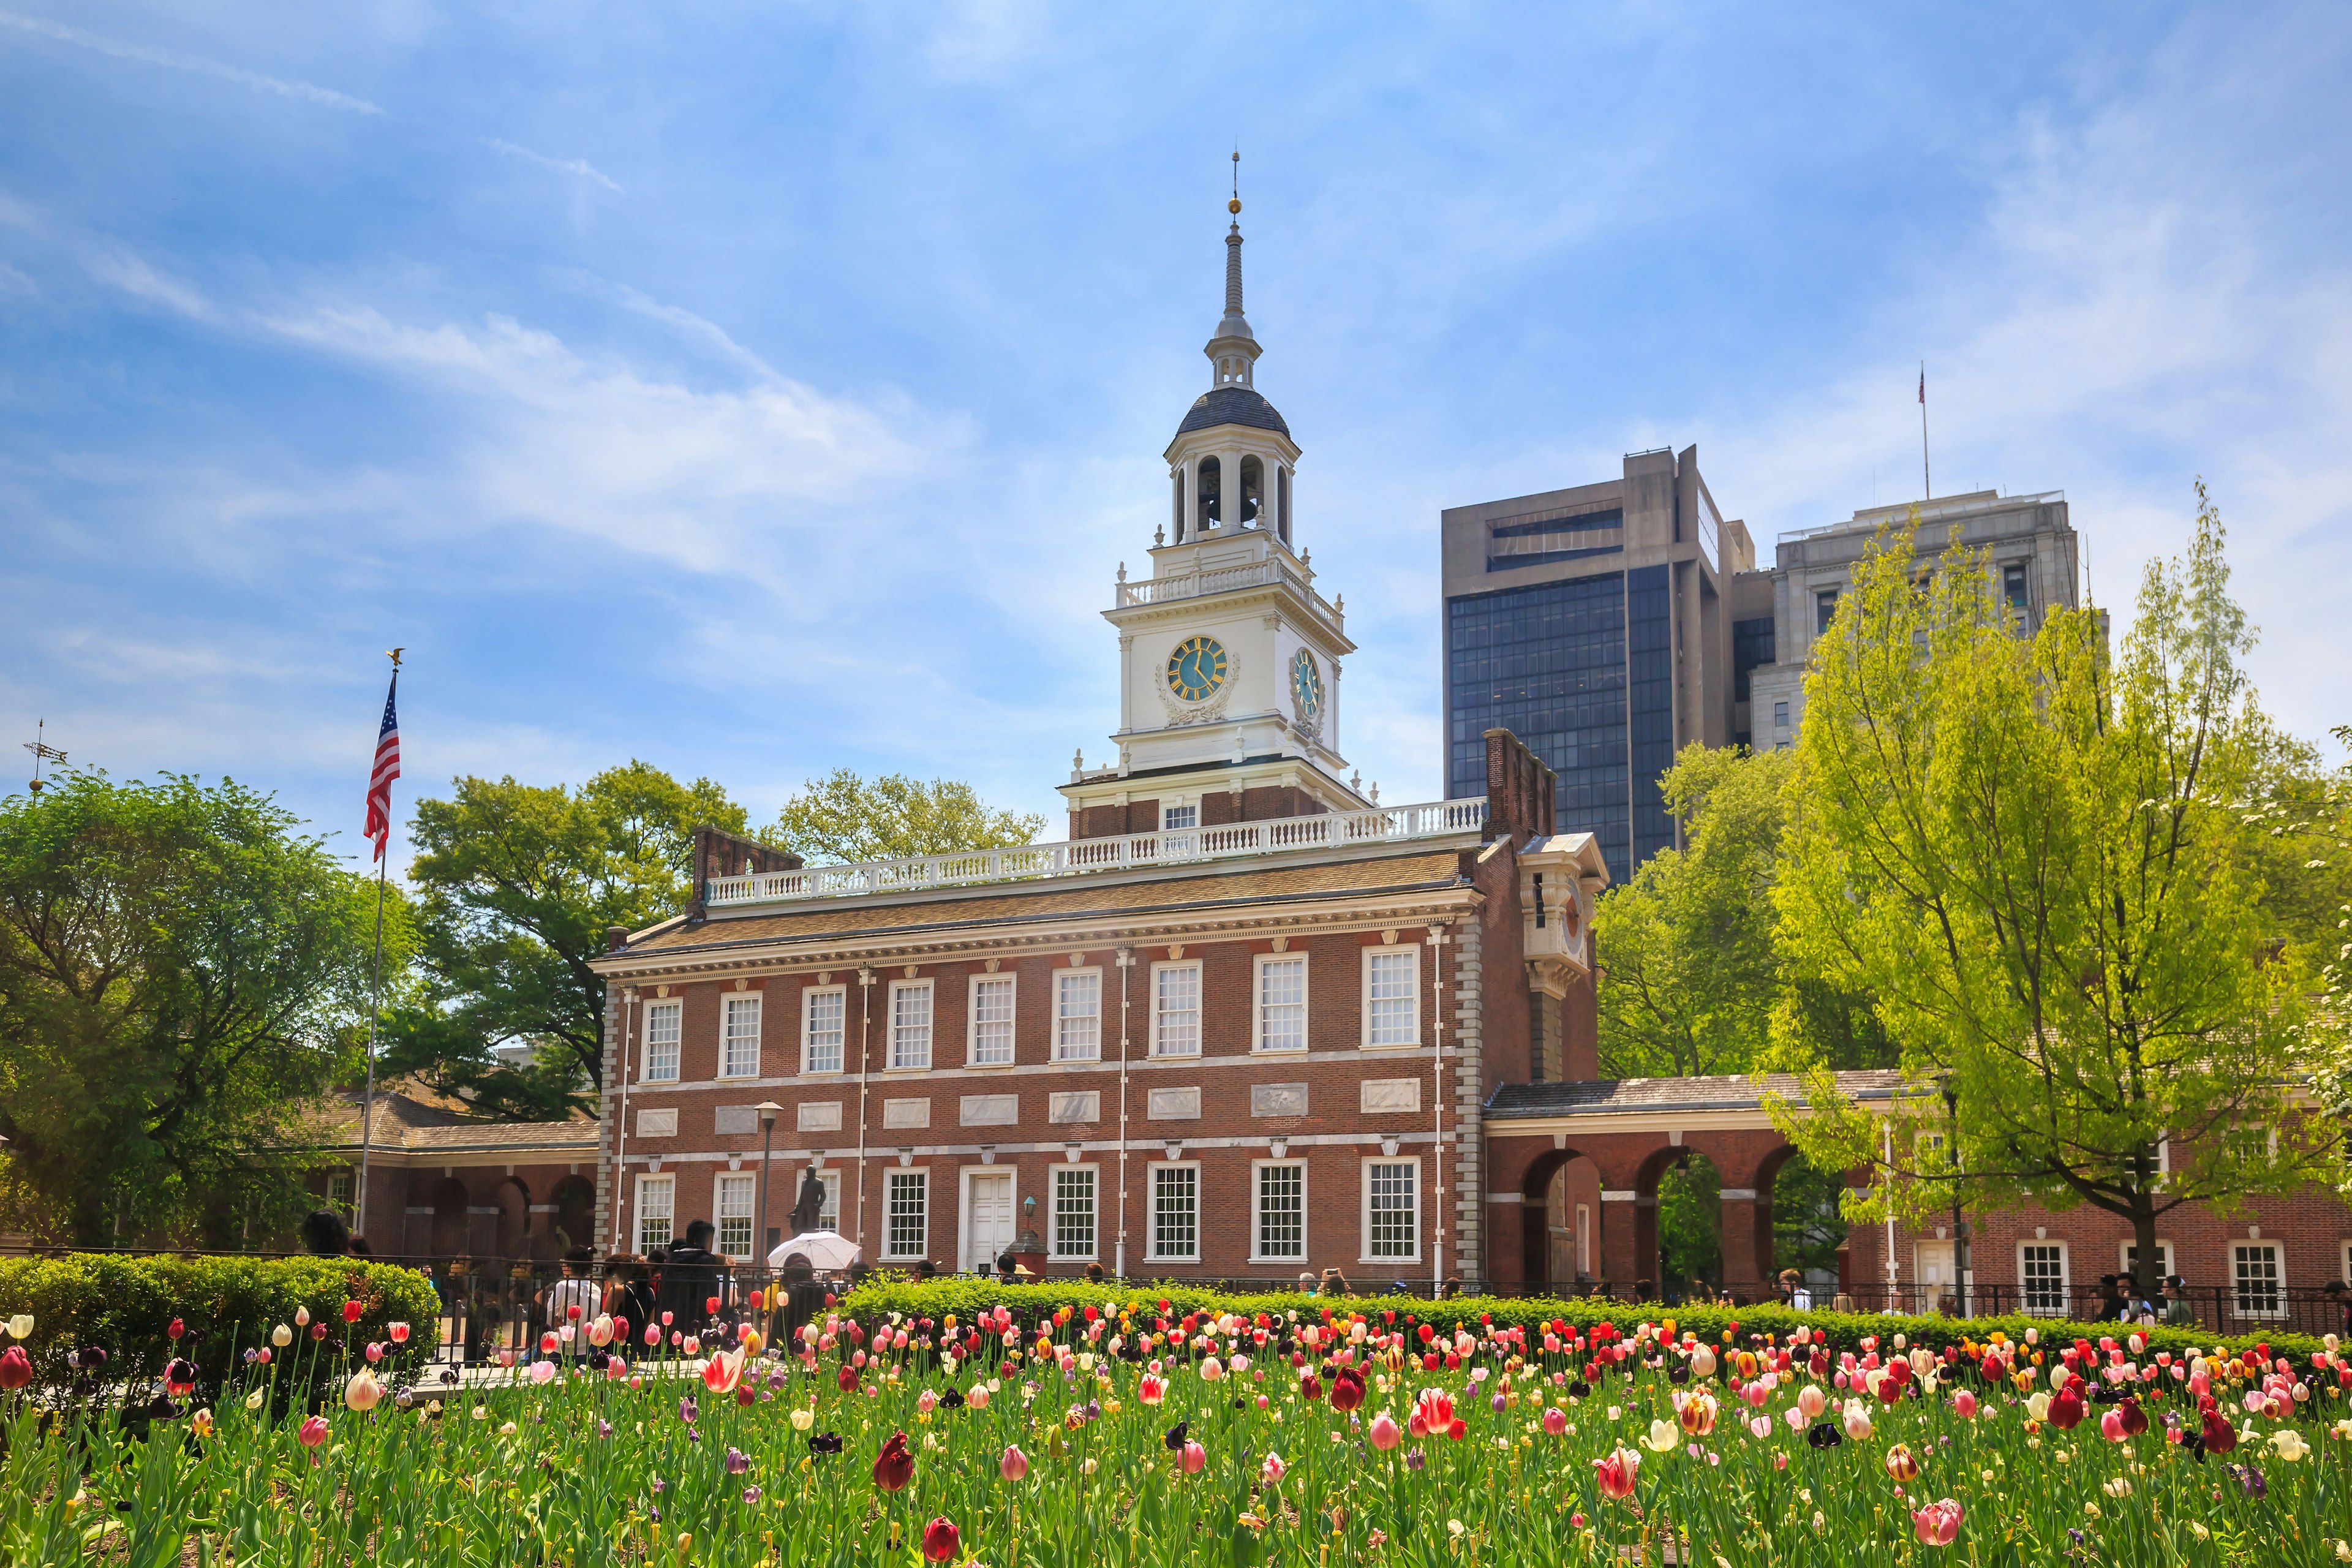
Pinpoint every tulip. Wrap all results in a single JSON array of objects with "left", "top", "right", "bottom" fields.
[
  {"left": 1689, "top": 1345, "right": 1717, "bottom": 1379},
  {"left": 1368, "top": 1412, "right": 1401, "bottom": 1451},
  {"left": 298, "top": 1415, "right": 330, "bottom": 1448},
  {"left": 294, "top": 1306, "right": 311, "bottom": 1328},
  {"left": 2, "top": 1315, "right": 28, "bottom": 1339},
  {"left": 1676, "top": 1390, "right": 1718, "bottom": 1437},
  {"left": 1842, "top": 1404, "right": 1873, "bottom": 1442},
  {"left": 1594, "top": 1447, "right": 1640, "bottom": 1501},
  {"left": 1951, "top": 1390, "right": 1978, "bottom": 1419},
  {"left": 605, "top": 1356, "right": 629, "bottom": 1381},
  {"left": 1884, "top": 1443, "right": 1919, "bottom": 1481},
  {"left": 343, "top": 1369, "right": 383, "bottom": 1411},
  {"left": 1912, "top": 1498, "right": 1962, "bottom": 1547},
  {"left": 1542, "top": 1406, "right": 1567, "bottom": 1437},
  {"left": 342, "top": 1301, "right": 364, "bottom": 1324},
  {"left": 1331, "top": 1367, "right": 1366, "bottom": 1414},
  {"left": 968, "top": 1385, "right": 990, "bottom": 1410},
  {"left": 529, "top": 1360, "right": 558, "bottom": 1386},
  {"left": 1642, "top": 1419, "right": 1679, "bottom": 1453},
  {"left": 1796, "top": 1384, "right": 1827, "bottom": 1420},
  {"left": 1261, "top": 1452, "right": 1286, "bottom": 1485},
  {"left": 701, "top": 1347, "right": 745, "bottom": 1395},
  {"left": 1180, "top": 1439, "right": 1207, "bottom": 1474},
  {"left": 922, "top": 1518, "right": 962, "bottom": 1562},
  {"left": 1199, "top": 1357, "right": 1224, "bottom": 1382},
  {"left": 191, "top": 1408, "right": 214, "bottom": 1438},
  {"left": 2047, "top": 1387, "right": 2085, "bottom": 1430},
  {"left": 1000, "top": 1443, "right": 1029, "bottom": 1480},
  {"left": 2271, "top": 1428, "right": 2311, "bottom": 1462},
  {"left": 0, "top": 1347, "right": 31, "bottom": 1391},
  {"left": 874, "top": 1431, "right": 915, "bottom": 1491},
  {"left": 388, "top": 1322, "right": 410, "bottom": 1344},
  {"left": 2026, "top": 1391, "right": 2051, "bottom": 1422},
  {"left": 271, "top": 1324, "right": 293, "bottom": 1348}
]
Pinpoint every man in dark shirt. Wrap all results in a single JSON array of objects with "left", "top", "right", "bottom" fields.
[{"left": 655, "top": 1219, "right": 728, "bottom": 1332}]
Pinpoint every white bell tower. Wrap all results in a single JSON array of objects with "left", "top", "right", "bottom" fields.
[{"left": 1061, "top": 165, "right": 1363, "bottom": 835}]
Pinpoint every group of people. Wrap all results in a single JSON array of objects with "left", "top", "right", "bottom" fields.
[{"left": 2097, "top": 1272, "right": 2199, "bottom": 1326}]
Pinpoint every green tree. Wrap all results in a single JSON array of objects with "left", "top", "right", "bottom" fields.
[
  {"left": 0, "top": 771, "right": 387, "bottom": 1245},
  {"left": 1596, "top": 744, "right": 1890, "bottom": 1079},
  {"left": 769, "top": 770, "right": 1044, "bottom": 866},
  {"left": 390, "top": 761, "right": 747, "bottom": 1113},
  {"left": 1768, "top": 490, "right": 2327, "bottom": 1305}
]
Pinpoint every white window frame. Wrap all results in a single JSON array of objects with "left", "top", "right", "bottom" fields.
[
  {"left": 1150, "top": 960, "right": 1203, "bottom": 1057},
  {"left": 1160, "top": 802, "right": 1197, "bottom": 832},
  {"left": 325, "top": 1170, "right": 355, "bottom": 1217},
  {"left": 634, "top": 1173, "right": 675, "bottom": 1253},
  {"left": 966, "top": 973, "right": 1017, "bottom": 1067},
  {"left": 2120, "top": 1240, "right": 2173, "bottom": 1280},
  {"left": 2231, "top": 1241, "right": 2285, "bottom": 1319},
  {"left": 2018, "top": 1240, "right": 2069, "bottom": 1317},
  {"left": 1361, "top": 1156, "right": 1422, "bottom": 1264},
  {"left": 715, "top": 1172, "right": 756, "bottom": 1259},
  {"left": 1051, "top": 1164, "right": 1100, "bottom": 1261},
  {"left": 719, "top": 993, "right": 763, "bottom": 1080},
  {"left": 1254, "top": 952, "right": 1309, "bottom": 1054},
  {"left": 800, "top": 985, "right": 846, "bottom": 1075},
  {"left": 2342, "top": 1241, "right": 2352, "bottom": 1286},
  {"left": 1150, "top": 1161, "right": 1202, "bottom": 1262},
  {"left": 642, "top": 1000, "right": 682, "bottom": 1083},
  {"left": 1577, "top": 1202, "right": 1592, "bottom": 1276},
  {"left": 888, "top": 979, "right": 933, "bottom": 1071},
  {"left": 1360, "top": 943, "right": 1422, "bottom": 1050},
  {"left": 1250, "top": 1159, "right": 1306, "bottom": 1264},
  {"left": 1054, "top": 968, "right": 1102, "bottom": 1063},
  {"left": 883, "top": 1168, "right": 929, "bottom": 1261}
]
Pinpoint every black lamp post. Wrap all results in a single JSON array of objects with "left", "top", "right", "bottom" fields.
[
  {"left": 755, "top": 1101, "right": 785, "bottom": 1275},
  {"left": 1938, "top": 1075, "right": 1970, "bottom": 1315}
]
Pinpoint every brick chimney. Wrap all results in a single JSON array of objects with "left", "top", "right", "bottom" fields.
[{"left": 1481, "top": 728, "right": 1556, "bottom": 847}]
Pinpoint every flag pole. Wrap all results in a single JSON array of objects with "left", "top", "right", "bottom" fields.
[
  {"left": 1919, "top": 361, "right": 1931, "bottom": 500},
  {"left": 355, "top": 650, "right": 401, "bottom": 1242}
]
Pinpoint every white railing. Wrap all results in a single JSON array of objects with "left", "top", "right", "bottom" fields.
[
  {"left": 705, "top": 797, "right": 1487, "bottom": 907},
  {"left": 1115, "top": 557, "right": 1342, "bottom": 629}
]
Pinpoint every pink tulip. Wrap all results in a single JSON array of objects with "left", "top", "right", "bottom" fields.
[
  {"left": 916, "top": 1390, "right": 937, "bottom": 1415},
  {"left": 645, "top": 1326, "right": 662, "bottom": 1347},
  {"left": 605, "top": 1356, "right": 629, "bottom": 1381},
  {"left": 496, "top": 1350, "right": 515, "bottom": 1370},
  {"left": 1000, "top": 1444, "right": 1029, "bottom": 1480},
  {"left": 1796, "top": 1385, "right": 1827, "bottom": 1420},
  {"left": 1593, "top": 1447, "right": 1640, "bottom": 1501},
  {"left": 1368, "top": 1412, "right": 1401, "bottom": 1451},
  {"left": 388, "top": 1322, "right": 410, "bottom": 1344},
  {"left": 968, "top": 1385, "right": 989, "bottom": 1410},
  {"left": 1180, "top": 1440, "right": 1207, "bottom": 1475},
  {"left": 298, "top": 1415, "right": 330, "bottom": 1448},
  {"left": 1261, "top": 1452, "right": 1286, "bottom": 1485},
  {"left": 530, "top": 1360, "right": 558, "bottom": 1385},
  {"left": 1542, "top": 1406, "right": 1567, "bottom": 1437},
  {"left": 2100, "top": 1409, "right": 2128, "bottom": 1443},
  {"left": 1747, "top": 1415, "right": 1771, "bottom": 1440},
  {"left": 1951, "top": 1390, "right": 1978, "bottom": 1419},
  {"left": 1912, "top": 1498, "right": 1962, "bottom": 1547},
  {"left": 364, "top": 1342, "right": 384, "bottom": 1363}
]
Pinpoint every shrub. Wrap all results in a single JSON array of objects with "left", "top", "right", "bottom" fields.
[
  {"left": 0, "top": 1253, "right": 442, "bottom": 1404},
  {"left": 844, "top": 1277, "right": 2328, "bottom": 1365}
]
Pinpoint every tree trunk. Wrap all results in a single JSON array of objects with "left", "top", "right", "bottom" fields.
[{"left": 2131, "top": 1199, "right": 2162, "bottom": 1313}]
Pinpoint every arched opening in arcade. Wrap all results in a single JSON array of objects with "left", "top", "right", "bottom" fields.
[{"left": 1655, "top": 1148, "right": 1722, "bottom": 1303}]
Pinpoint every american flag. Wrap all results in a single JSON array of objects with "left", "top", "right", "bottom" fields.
[{"left": 363, "top": 671, "right": 401, "bottom": 861}]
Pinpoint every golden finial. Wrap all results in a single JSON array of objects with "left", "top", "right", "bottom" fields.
[{"left": 1229, "top": 148, "right": 1242, "bottom": 214}]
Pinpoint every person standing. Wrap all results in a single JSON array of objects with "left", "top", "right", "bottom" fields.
[
  {"left": 655, "top": 1220, "right": 726, "bottom": 1335},
  {"left": 542, "top": 1246, "right": 600, "bottom": 1346}
]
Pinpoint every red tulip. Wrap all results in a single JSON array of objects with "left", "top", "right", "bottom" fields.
[
  {"left": 706, "top": 1296, "right": 722, "bottom": 1317},
  {"left": 0, "top": 1347, "right": 31, "bottom": 1390},
  {"left": 167, "top": 1317, "right": 185, "bottom": 1341},
  {"left": 2200, "top": 1406, "right": 2237, "bottom": 1454},
  {"left": 1593, "top": 1447, "right": 1640, "bottom": 1501},
  {"left": 1330, "top": 1367, "right": 1365, "bottom": 1414},
  {"left": 921, "top": 1517, "right": 960, "bottom": 1562},
  {"left": 342, "top": 1301, "right": 363, "bottom": 1324},
  {"left": 388, "top": 1322, "right": 410, "bottom": 1344},
  {"left": 873, "top": 1431, "right": 914, "bottom": 1491},
  {"left": 2047, "top": 1387, "right": 2084, "bottom": 1430},
  {"left": 298, "top": 1415, "right": 330, "bottom": 1447}
]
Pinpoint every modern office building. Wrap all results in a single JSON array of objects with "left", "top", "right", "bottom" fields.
[
  {"left": 1444, "top": 473, "right": 2081, "bottom": 875},
  {"left": 1439, "top": 448, "right": 1756, "bottom": 878}
]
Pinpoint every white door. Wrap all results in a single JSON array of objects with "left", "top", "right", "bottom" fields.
[
  {"left": 967, "top": 1172, "right": 1016, "bottom": 1273},
  {"left": 1915, "top": 1240, "right": 1956, "bottom": 1308}
]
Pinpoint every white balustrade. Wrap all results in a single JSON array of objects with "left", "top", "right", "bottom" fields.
[
  {"left": 703, "top": 797, "right": 1488, "bottom": 907},
  {"left": 1115, "top": 557, "right": 1341, "bottom": 628}
]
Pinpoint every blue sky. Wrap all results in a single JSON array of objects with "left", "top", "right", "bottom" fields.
[{"left": 4, "top": 1, "right": 2348, "bottom": 870}]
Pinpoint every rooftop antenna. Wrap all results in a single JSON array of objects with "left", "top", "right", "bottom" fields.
[{"left": 23, "top": 719, "right": 65, "bottom": 793}]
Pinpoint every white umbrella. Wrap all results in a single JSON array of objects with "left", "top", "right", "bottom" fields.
[{"left": 768, "top": 1230, "right": 861, "bottom": 1272}]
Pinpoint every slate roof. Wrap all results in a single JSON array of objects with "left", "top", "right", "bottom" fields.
[
  {"left": 1485, "top": 1069, "right": 1907, "bottom": 1120},
  {"left": 316, "top": 1087, "right": 600, "bottom": 1156},
  {"left": 623, "top": 848, "right": 1469, "bottom": 958},
  {"left": 1175, "top": 385, "right": 1291, "bottom": 441}
]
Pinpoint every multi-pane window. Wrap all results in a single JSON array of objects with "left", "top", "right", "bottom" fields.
[
  {"left": 798, "top": 1168, "right": 840, "bottom": 1234},
  {"left": 1161, "top": 804, "right": 1197, "bottom": 831},
  {"left": 1153, "top": 1165, "right": 1200, "bottom": 1260},
  {"left": 721, "top": 994, "right": 762, "bottom": 1078},
  {"left": 715, "top": 1173, "right": 756, "bottom": 1259},
  {"left": 2233, "top": 1243, "right": 2284, "bottom": 1318},
  {"left": 1815, "top": 589, "right": 1840, "bottom": 636},
  {"left": 970, "top": 976, "right": 1016, "bottom": 1066},
  {"left": 643, "top": 1000, "right": 682, "bottom": 1082},
  {"left": 1052, "top": 1167, "right": 1098, "bottom": 1259},
  {"left": 2002, "top": 564, "right": 2030, "bottom": 622},
  {"left": 2019, "top": 1243, "right": 2067, "bottom": 1316},
  {"left": 2122, "top": 1242, "right": 2172, "bottom": 1281},
  {"left": 325, "top": 1171, "right": 355, "bottom": 1217},
  {"left": 1055, "top": 971, "right": 1100, "bottom": 1061},
  {"left": 890, "top": 982, "right": 932, "bottom": 1070},
  {"left": 1153, "top": 963, "right": 1201, "bottom": 1056},
  {"left": 1254, "top": 1163, "right": 1304, "bottom": 1260},
  {"left": 1366, "top": 1160, "right": 1419, "bottom": 1261},
  {"left": 802, "top": 987, "right": 845, "bottom": 1074},
  {"left": 1257, "top": 956, "right": 1306, "bottom": 1052},
  {"left": 885, "top": 1171, "right": 927, "bottom": 1259},
  {"left": 635, "top": 1174, "right": 675, "bottom": 1252},
  {"left": 1627, "top": 564, "right": 1674, "bottom": 870},
  {"left": 1364, "top": 948, "right": 1419, "bottom": 1048}
]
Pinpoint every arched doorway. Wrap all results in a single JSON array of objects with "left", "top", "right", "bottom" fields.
[
  {"left": 550, "top": 1176, "right": 597, "bottom": 1255},
  {"left": 1516, "top": 1147, "right": 1602, "bottom": 1291},
  {"left": 429, "top": 1177, "right": 472, "bottom": 1257},
  {"left": 495, "top": 1177, "right": 530, "bottom": 1259},
  {"left": 1768, "top": 1148, "right": 1847, "bottom": 1292},
  {"left": 1656, "top": 1149, "right": 1723, "bottom": 1302}
]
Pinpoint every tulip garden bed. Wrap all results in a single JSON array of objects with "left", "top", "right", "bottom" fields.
[{"left": 2, "top": 1287, "right": 2350, "bottom": 1566}]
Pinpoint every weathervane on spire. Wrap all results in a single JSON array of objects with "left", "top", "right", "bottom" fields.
[
  {"left": 23, "top": 718, "right": 64, "bottom": 794},
  {"left": 1231, "top": 146, "right": 1242, "bottom": 215}
]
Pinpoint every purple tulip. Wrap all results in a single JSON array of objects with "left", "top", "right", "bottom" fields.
[{"left": 725, "top": 1447, "right": 750, "bottom": 1475}]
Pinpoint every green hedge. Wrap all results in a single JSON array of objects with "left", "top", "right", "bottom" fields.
[
  {"left": 843, "top": 1278, "right": 2331, "bottom": 1366},
  {"left": 0, "top": 1254, "right": 443, "bottom": 1406}
]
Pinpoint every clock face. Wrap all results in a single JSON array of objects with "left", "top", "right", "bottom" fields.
[
  {"left": 1289, "top": 649, "right": 1324, "bottom": 718},
  {"left": 1166, "top": 635, "right": 1230, "bottom": 703}
]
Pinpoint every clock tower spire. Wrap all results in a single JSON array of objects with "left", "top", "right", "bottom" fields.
[{"left": 1060, "top": 174, "right": 1362, "bottom": 839}]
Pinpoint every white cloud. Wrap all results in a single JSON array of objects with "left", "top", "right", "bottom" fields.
[
  {"left": 0, "top": 8, "right": 383, "bottom": 115},
  {"left": 487, "top": 138, "right": 625, "bottom": 196}
]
